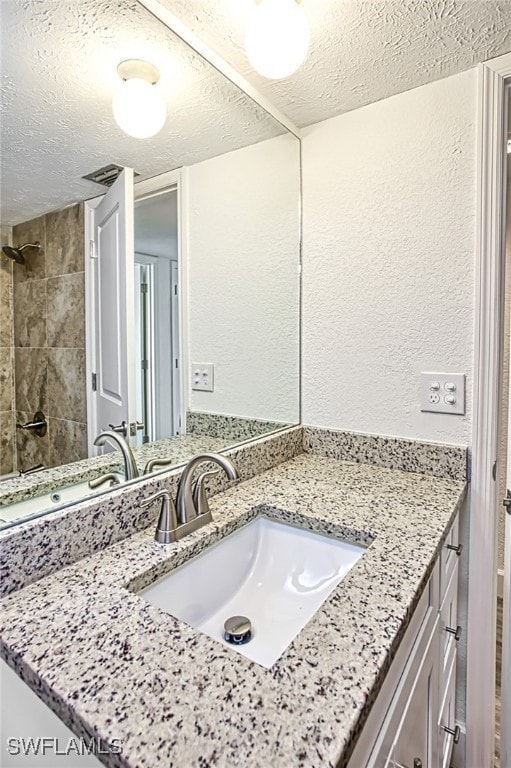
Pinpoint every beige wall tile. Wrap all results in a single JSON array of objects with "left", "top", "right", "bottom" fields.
[
  {"left": 15, "top": 410, "right": 49, "bottom": 472},
  {"left": 45, "top": 204, "right": 84, "bottom": 277},
  {"left": 0, "top": 411, "right": 15, "bottom": 475},
  {"left": 13, "top": 279, "right": 47, "bottom": 347},
  {"left": 0, "top": 256, "right": 13, "bottom": 347},
  {"left": 48, "top": 418, "right": 88, "bottom": 467},
  {"left": 47, "top": 272, "right": 85, "bottom": 348},
  {"left": 14, "top": 347, "right": 48, "bottom": 415},
  {"left": 0, "top": 347, "right": 13, "bottom": 412},
  {"left": 47, "top": 347, "right": 86, "bottom": 422}
]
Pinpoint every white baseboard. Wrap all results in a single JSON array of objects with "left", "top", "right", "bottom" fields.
[
  {"left": 498, "top": 568, "right": 504, "bottom": 599},
  {"left": 451, "top": 722, "right": 466, "bottom": 767}
]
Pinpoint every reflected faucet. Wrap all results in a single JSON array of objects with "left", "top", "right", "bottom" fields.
[{"left": 93, "top": 430, "right": 139, "bottom": 481}]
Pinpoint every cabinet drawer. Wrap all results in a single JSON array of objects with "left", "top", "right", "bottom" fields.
[
  {"left": 368, "top": 616, "right": 440, "bottom": 768},
  {"left": 439, "top": 561, "right": 459, "bottom": 681},
  {"left": 438, "top": 651, "right": 457, "bottom": 768},
  {"left": 348, "top": 563, "right": 439, "bottom": 768},
  {"left": 440, "top": 513, "right": 460, "bottom": 599}
]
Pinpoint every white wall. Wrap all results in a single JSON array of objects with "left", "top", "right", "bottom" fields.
[
  {"left": 302, "top": 69, "right": 476, "bottom": 445},
  {"left": 186, "top": 133, "right": 300, "bottom": 423}
]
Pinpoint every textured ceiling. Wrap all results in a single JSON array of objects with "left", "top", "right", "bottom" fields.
[
  {"left": 3, "top": 1, "right": 511, "bottom": 225},
  {"left": 0, "top": 0, "right": 284, "bottom": 225},
  {"left": 157, "top": 0, "right": 511, "bottom": 128}
]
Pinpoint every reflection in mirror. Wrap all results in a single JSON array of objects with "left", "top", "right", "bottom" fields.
[
  {"left": 134, "top": 188, "right": 179, "bottom": 445},
  {"left": 0, "top": 0, "right": 300, "bottom": 530}
]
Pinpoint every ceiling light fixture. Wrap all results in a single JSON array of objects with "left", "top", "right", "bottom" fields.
[
  {"left": 245, "top": 0, "right": 309, "bottom": 80},
  {"left": 112, "top": 60, "right": 166, "bottom": 139}
]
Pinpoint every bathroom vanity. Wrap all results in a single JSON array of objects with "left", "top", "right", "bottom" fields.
[{"left": 0, "top": 428, "right": 466, "bottom": 768}]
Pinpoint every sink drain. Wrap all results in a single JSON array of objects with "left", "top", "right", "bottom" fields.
[{"left": 224, "top": 615, "right": 252, "bottom": 645}]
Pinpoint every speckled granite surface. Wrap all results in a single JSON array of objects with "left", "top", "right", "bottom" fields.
[
  {"left": 304, "top": 425, "right": 467, "bottom": 481},
  {"left": 0, "top": 427, "right": 303, "bottom": 595},
  {"left": 187, "top": 410, "right": 291, "bottom": 440},
  {"left": 0, "top": 453, "right": 466, "bottom": 768}
]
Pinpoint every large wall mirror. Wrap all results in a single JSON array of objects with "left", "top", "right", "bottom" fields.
[{"left": 0, "top": 0, "right": 300, "bottom": 529}]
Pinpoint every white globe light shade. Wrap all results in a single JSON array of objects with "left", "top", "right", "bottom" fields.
[
  {"left": 112, "top": 78, "right": 166, "bottom": 139},
  {"left": 245, "top": 0, "right": 309, "bottom": 80}
]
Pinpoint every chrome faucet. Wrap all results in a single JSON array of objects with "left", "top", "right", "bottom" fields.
[
  {"left": 176, "top": 453, "right": 240, "bottom": 524},
  {"left": 142, "top": 453, "right": 240, "bottom": 544},
  {"left": 93, "top": 430, "right": 139, "bottom": 481}
]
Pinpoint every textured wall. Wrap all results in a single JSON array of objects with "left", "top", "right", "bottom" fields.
[
  {"left": 11, "top": 205, "right": 87, "bottom": 472},
  {"left": 0, "top": 225, "right": 15, "bottom": 475},
  {"left": 187, "top": 133, "right": 300, "bottom": 423},
  {"left": 301, "top": 69, "right": 476, "bottom": 445}
]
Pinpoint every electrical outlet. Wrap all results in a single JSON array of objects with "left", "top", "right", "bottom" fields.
[
  {"left": 420, "top": 373, "right": 465, "bottom": 415},
  {"left": 191, "top": 363, "right": 214, "bottom": 392}
]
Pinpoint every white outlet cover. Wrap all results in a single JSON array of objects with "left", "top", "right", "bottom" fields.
[
  {"left": 420, "top": 373, "right": 465, "bottom": 415},
  {"left": 191, "top": 363, "right": 214, "bottom": 392}
]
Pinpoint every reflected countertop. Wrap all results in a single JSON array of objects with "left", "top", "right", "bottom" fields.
[
  {"left": 0, "top": 452, "right": 466, "bottom": 768},
  {"left": 0, "top": 434, "right": 230, "bottom": 511}
]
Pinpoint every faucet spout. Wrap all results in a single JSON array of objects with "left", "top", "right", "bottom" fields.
[
  {"left": 93, "top": 430, "right": 139, "bottom": 481},
  {"left": 176, "top": 453, "right": 240, "bottom": 525}
]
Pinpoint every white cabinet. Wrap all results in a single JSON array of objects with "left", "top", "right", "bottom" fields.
[
  {"left": 367, "top": 619, "right": 439, "bottom": 768},
  {"left": 0, "top": 660, "right": 102, "bottom": 767},
  {"left": 393, "top": 628, "right": 439, "bottom": 768},
  {"left": 348, "top": 513, "right": 462, "bottom": 768},
  {"left": 438, "top": 654, "right": 457, "bottom": 768}
]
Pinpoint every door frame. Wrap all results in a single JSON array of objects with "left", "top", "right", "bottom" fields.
[
  {"left": 85, "top": 167, "right": 188, "bottom": 453},
  {"left": 467, "top": 52, "right": 511, "bottom": 768}
]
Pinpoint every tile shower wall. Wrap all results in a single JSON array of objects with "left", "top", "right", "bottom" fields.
[
  {"left": 12, "top": 204, "right": 87, "bottom": 471},
  {"left": 0, "top": 225, "right": 15, "bottom": 475}
]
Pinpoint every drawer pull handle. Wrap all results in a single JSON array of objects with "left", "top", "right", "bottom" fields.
[
  {"left": 447, "top": 543, "right": 463, "bottom": 556},
  {"left": 445, "top": 625, "right": 462, "bottom": 641},
  {"left": 443, "top": 724, "right": 461, "bottom": 744}
]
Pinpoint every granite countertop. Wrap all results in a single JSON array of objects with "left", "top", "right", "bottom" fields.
[{"left": 0, "top": 453, "right": 466, "bottom": 768}]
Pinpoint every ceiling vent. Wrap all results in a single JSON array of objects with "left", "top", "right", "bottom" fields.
[{"left": 82, "top": 164, "right": 140, "bottom": 187}]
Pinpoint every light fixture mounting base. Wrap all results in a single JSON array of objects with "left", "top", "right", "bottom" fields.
[{"left": 117, "top": 59, "right": 160, "bottom": 84}]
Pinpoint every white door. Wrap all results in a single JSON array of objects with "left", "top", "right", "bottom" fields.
[{"left": 90, "top": 168, "right": 136, "bottom": 444}]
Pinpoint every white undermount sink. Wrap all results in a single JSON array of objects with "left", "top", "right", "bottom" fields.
[{"left": 139, "top": 516, "right": 365, "bottom": 668}]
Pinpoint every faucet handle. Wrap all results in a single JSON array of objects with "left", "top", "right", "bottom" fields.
[
  {"left": 142, "top": 490, "right": 178, "bottom": 544},
  {"left": 88, "top": 472, "right": 121, "bottom": 490},
  {"left": 192, "top": 469, "right": 220, "bottom": 516}
]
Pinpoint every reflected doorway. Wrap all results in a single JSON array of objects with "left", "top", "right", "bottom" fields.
[{"left": 134, "top": 188, "right": 180, "bottom": 445}]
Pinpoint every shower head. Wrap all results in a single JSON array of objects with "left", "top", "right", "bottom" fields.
[{"left": 2, "top": 242, "right": 41, "bottom": 264}]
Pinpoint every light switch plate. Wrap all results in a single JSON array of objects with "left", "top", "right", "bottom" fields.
[
  {"left": 191, "top": 363, "right": 214, "bottom": 392},
  {"left": 420, "top": 372, "right": 465, "bottom": 414}
]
